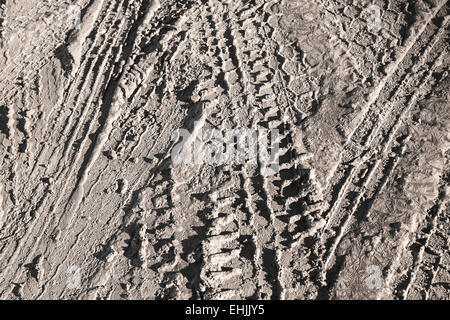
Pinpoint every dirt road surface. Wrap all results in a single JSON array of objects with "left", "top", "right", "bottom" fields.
[{"left": 0, "top": 0, "right": 448, "bottom": 300}]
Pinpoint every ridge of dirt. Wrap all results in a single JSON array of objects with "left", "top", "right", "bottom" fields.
[{"left": 0, "top": 0, "right": 448, "bottom": 300}]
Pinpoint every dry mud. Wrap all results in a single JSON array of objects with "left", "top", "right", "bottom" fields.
[{"left": 0, "top": 0, "right": 448, "bottom": 300}]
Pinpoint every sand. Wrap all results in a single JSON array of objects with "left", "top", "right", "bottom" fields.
[{"left": 0, "top": 0, "right": 448, "bottom": 300}]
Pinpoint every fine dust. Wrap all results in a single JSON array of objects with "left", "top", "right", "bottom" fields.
[{"left": 0, "top": 0, "right": 448, "bottom": 300}]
